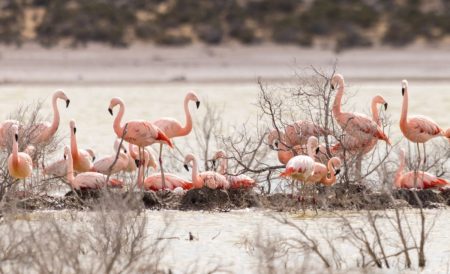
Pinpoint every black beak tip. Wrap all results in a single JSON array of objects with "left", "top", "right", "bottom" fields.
[
  {"left": 212, "top": 160, "right": 216, "bottom": 167},
  {"left": 66, "top": 99, "right": 70, "bottom": 108},
  {"left": 135, "top": 159, "right": 140, "bottom": 167},
  {"left": 64, "top": 155, "right": 67, "bottom": 160},
  {"left": 335, "top": 169, "right": 341, "bottom": 175},
  {"left": 108, "top": 108, "right": 113, "bottom": 115},
  {"left": 384, "top": 103, "right": 388, "bottom": 110},
  {"left": 331, "top": 84, "right": 334, "bottom": 90},
  {"left": 315, "top": 147, "right": 320, "bottom": 154},
  {"left": 14, "top": 134, "right": 18, "bottom": 141},
  {"left": 73, "top": 128, "right": 77, "bottom": 134},
  {"left": 123, "top": 149, "right": 127, "bottom": 154},
  {"left": 401, "top": 88, "right": 405, "bottom": 96},
  {"left": 92, "top": 156, "right": 95, "bottom": 162},
  {"left": 184, "top": 164, "right": 189, "bottom": 171},
  {"left": 196, "top": 101, "right": 200, "bottom": 109}
]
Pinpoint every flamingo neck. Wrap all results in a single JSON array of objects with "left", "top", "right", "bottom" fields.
[
  {"left": 306, "top": 141, "right": 315, "bottom": 159},
  {"left": 400, "top": 88, "right": 408, "bottom": 132},
  {"left": 179, "top": 97, "right": 193, "bottom": 136},
  {"left": 395, "top": 152, "right": 405, "bottom": 188},
  {"left": 321, "top": 160, "right": 336, "bottom": 186},
  {"left": 12, "top": 137, "right": 19, "bottom": 165},
  {"left": 113, "top": 101, "right": 125, "bottom": 138},
  {"left": 332, "top": 80, "right": 344, "bottom": 117},
  {"left": 48, "top": 94, "right": 61, "bottom": 138},
  {"left": 66, "top": 151, "right": 76, "bottom": 188},
  {"left": 371, "top": 99, "right": 381, "bottom": 126},
  {"left": 129, "top": 143, "right": 138, "bottom": 159},
  {"left": 190, "top": 157, "right": 202, "bottom": 188},
  {"left": 219, "top": 157, "right": 228, "bottom": 175},
  {"left": 70, "top": 129, "right": 79, "bottom": 159}
]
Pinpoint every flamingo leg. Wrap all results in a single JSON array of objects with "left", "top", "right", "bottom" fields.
[
  {"left": 137, "top": 146, "right": 142, "bottom": 189},
  {"left": 414, "top": 142, "right": 421, "bottom": 188},
  {"left": 159, "top": 143, "right": 166, "bottom": 189},
  {"left": 422, "top": 143, "right": 427, "bottom": 166}
]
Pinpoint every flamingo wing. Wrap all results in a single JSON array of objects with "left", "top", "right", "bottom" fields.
[
  {"left": 153, "top": 118, "right": 183, "bottom": 138},
  {"left": 408, "top": 115, "right": 443, "bottom": 137},
  {"left": 92, "top": 156, "right": 115, "bottom": 174},
  {"left": 44, "top": 158, "right": 67, "bottom": 177},
  {"left": 75, "top": 172, "right": 107, "bottom": 189}
]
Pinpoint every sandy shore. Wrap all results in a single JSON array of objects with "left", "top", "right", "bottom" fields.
[{"left": 1, "top": 43, "right": 450, "bottom": 84}]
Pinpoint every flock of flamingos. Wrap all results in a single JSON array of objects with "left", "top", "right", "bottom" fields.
[{"left": 4, "top": 73, "right": 450, "bottom": 197}]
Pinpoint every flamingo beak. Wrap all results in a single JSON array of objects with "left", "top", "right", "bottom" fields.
[
  {"left": 156, "top": 130, "right": 173, "bottom": 148},
  {"left": 335, "top": 169, "right": 341, "bottom": 176},
  {"left": 135, "top": 159, "right": 141, "bottom": 167},
  {"left": 315, "top": 147, "right": 320, "bottom": 154},
  {"left": 64, "top": 154, "right": 66, "bottom": 160},
  {"left": 184, "top": 164, "right": 189, "bottom": 171},
  {"left": 66, "top": 99, "right": 70, "bottom": 108},
  {"left": 331, "top": 84, "right": 335, "bottom": 90},
  {"left": 108, "top": 108, "right": 113, "bottom": 115},
  {"left": 196, "top": 101, "right": 200, "bottom": 109},
  {"left": 384, "top": 102, "right": 388, "bottom": 110},
  {"left": 402, "top": 88, "right": 405, "bottom": 96},
  {"left": 212, "top": 159, "right": 216, "bottom": 168},
  {"left": 14, "top": 134, "right": 18, "bottom": 142},
  {"left": 73, "top": 127, "right": 77, "bottom": 134}
]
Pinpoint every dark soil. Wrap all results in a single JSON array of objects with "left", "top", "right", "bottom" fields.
[{"left": 4, "top": 185, "right": 449, "bottom": 212}]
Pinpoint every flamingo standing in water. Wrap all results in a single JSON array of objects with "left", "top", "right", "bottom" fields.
[
  {"left": 136, "top": 151, "right": 193, "bottom": 191},
  {"left": 8, "top": 124, "right": 33, "bottom": 180},
  {"left": 29, "top": 90, "right": 70, "bottom": 144},
  {"left": 92, "top": 139, "right": 128, "bottom": 175},
  {"left": 69, "top": 120, "right": 95, "bottom": 172},
  {"left": 395, "top": 149, "right": 449, "bottom": 189},
  {"left": 63, "top": 146, "right": 123, "bottom": 190},
  {"left": 331, "top": 74, "right": 391, "bottom": 145},
  {"left": 153, "top": 91, "right": 200, "bottom": 188},
  {"left": 184, "top": 153, "right": 230, "bottom": 189},
  {"left": 108, "top": 97, "right": 173, "bottom": 184},
  {"left": 212, "top": 150, "right": 255, "bottom": 189},
  {"left": 400, "top": 80, "right": 448, "bottom": 167}
]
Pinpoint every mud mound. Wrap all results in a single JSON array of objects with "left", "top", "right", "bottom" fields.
[
  {"left": 393, "top": 189, "right": 444, "bottom": 208},
  {"left": 180, "top": 188, "right": 231, "bottom": 210},
  {"left": 261, "top": 193, "right": 300, "bottom": 211},
  {"left": 141, "top": 191, "right": 162, "bottom": 209},
  {"left": 228, "top": 189, "right": 260, "bottom": 208}
]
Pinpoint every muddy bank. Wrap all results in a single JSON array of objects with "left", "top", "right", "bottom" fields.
[{"left": 2, "top": 185, "right": 449, "bottom": 212}]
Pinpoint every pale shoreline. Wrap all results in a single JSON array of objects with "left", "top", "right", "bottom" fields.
[{"left": 2, "top": 43, "right": 450, "bottom": 84}]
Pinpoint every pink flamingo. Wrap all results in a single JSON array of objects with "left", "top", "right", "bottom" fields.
[
  {"left": 268, "top": 129, "right": 305, "bottom": 164},
  {"left": 184, "top": 153, "right": 230, "bottom": 189},
  {"left": 136, "top": 151, "right": 193, "bottom": 191},
  {"left": 128, "top": 143, "right": 158, "bottom": 172},
  {"left": 284, "top": 120, "right": 329, "bottom": 147},
  {"left": 92, "top": 139, "right": 128, "bottom": 175},
  {"left": 332, "top": 95, "right": 389, "bottom": 156},
  {"left": 69, "top": 119, "right": 95, "bottom": 172},
  {"left": 8, "top": 124, "right": 33, "bottom": 180},
  {"left": 43, "top": 147, "right": 95, "bottom": 177},
  {"left": 108, "top": 97, "right": 173, "bottom": 183},
  {"left": 153, "top": 91, "right": 200, "bottom": 187},
  {"left": 280, "top": 136, "right": 317, "bottom": 182},
  {"left": 395, "top": 149, "right": 449, "bottom": 189},
  {"left": 212, "top": 150, "right": 256, "bottom": 189},
  {"left": 307, "top": 157, "right": 342, "bottom": 186},
  {"left": 63, "top": 146, "right": 123, "bottom": 190},
  {"left": 0, "top": 120, "right": 20, "bottom": 147},
  {"left": 400, "top": 80, "right": 448, "bottom": 166},
  {"left": 30, "top": 90, "right": 70, "bottom": 144},
  {"left": 332, "top": 74, "right": 391, "bottom": 145}
]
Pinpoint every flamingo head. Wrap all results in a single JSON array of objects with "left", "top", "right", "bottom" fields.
[
  {"left": 69, "top": 119, "right": 76, "bottom": 134},
  {"left": 331, "top": 73, "right": 344, "bottom": 90},
  {"left": 54, "top": 90, "right": 70, "bottom": 108},
  {"left": 183, "top": 153, "right": 195, "bottom": 171},
  {"left": 373, "top": 95, "right": 388, "bottom": 110},
  {"left": 330, "top": 157, "right": 342, "bottom": 176},
  {"left": 307, "top": 136, "right": 319, "bottom": 154},
  {"left": 108, "top": 97, "right": 123, "bottom": 115},
  {"left": 268, "top": 129, "right": 284, "bottom": 149},
  {"left": 212, "top": 150, "right": 226, "bottom": 168},
  {"left": 11, "top": 124, "right": 19, "bottom": 142},
  {"left": 86, "top": 148, "right": 96, "bottom": 162},
  {"left": 186, "top": 91, "right": 200, "bottom": 109},
  {"left": 63, "top": 146, "right": 71, "bottom": 160},
  {"left": 401, "top": 80, "right": 408, "bottom": 96}
]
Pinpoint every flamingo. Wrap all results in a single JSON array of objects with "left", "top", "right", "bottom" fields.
[
  {"left": 212, "top": 150, "right": 256, "bottom": 189},
  {"left": 108, "top": 97, "right": 173, "bottom": 184},
  {"left": 183, "top": 153, "right": 230, "bottom": 189},
  {"left": 153, "top": 91, "right": 200, "bottom": 187},
  {"left": 307, "top": 157, "right": 342, "bottom": 187},
  {"left": 29, "top": 90, "right": 70, "bottom": 144},
  {"left": 332, "top": 95, "right": 389, "bottom": 156},
  {"left": 136, "top": 151, "right": 193, "bottom": 191},
  {"left": 280, "top": 136, "right": 317, "bottom": 186},
  {"left": 128, "top": 143, "right": 158, "bottom": 171},
  {"left": 400, "top": 80, "right": 447, "bottom": 166},
  {"left": 69, "top": 119, "right": 95, "bottom": 172},
  {"left": 92, "top": 139, "right": 128, "bottom": 175},
  {"left": 331, "top": 73, "right": 391, "bottom": 145},
  {"left": 0, "top": 120, "right": 20, "bottom": 147},
  {"left": 8, "top": 124, "right": 33, "bottom": 180},
  {"left": 43, "top": 147, "right": 95, "bottom": 178},
  {"left": 63, "top": 146, "right": 123, "bottom": 190},
  {"left": 395, "top": 149, "right": 449, "bottom": 189}
]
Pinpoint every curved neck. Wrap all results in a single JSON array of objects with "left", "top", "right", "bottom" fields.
[
  {"left": 12, "top": 136, "right": 19, "bottom": 165},
  {"left": 129, "top": 143, "right": 138, "bottom": 159},
  {"left": 179, "top": 97, "right": 193, "bottom": 136},
  {"left": 219, "top": 157, "right": 228, "bottom": 174},
  {"left": 113, "top": 101, "right": 125, "bottom": 138},
  {"left": 371, "top": 99, "right": 381, "bottom": 126},
  {"left": 332, "top": 80, "right": 344, "bottom": 116},
  {"left": 395, "top": 153, "right": 405, "bottom": 188},
  {"left": 321, "top": 160, "right": 336, "bottom": 186},
  {"left": 66, "top": 151, "right": 76, "bottom": 187},
  {"left": 190, "top": 157, "right": 202, "bottom": 188},
  {"left": 400, "top": 88, "right": 408, "bottom": 131},
  {"left": 70, "top": 129, "right": 79, "bottom": 158},
  {"left": 48, "top": 95, "right": 60, "bottom": 138},
  {"left": 307, "top": 142, "right": 315, "bottom": 159}
]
